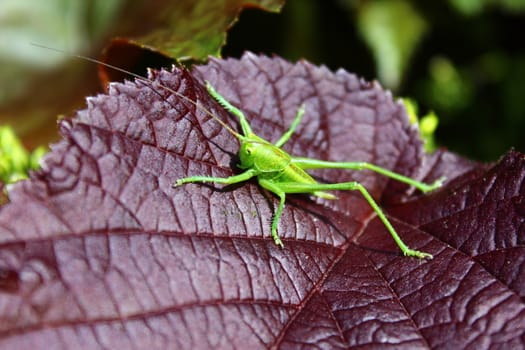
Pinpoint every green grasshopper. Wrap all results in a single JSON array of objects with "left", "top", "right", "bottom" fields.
[
  {"left": 175, "top": 82, "right": 445, "bottom": 259},
  {"left": 34, "top": 44, "right": 443, "bottom": 258}
]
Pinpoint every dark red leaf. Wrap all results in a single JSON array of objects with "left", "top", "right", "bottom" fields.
[{"left": 0, "top": 53, "right": 523, "bottom": 348}]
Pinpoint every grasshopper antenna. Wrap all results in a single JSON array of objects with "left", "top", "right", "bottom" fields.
[{"left": 31, "top": 43, "right": 245, "bottom": 141}]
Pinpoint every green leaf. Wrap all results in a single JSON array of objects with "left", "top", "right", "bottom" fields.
[
  {"left": 356, "top": 0, "right": 427, "bottom": 90},
  {"left": 424, "top": 56, "right": 473, "bottom": 112},
  {"left": 403, "top": 99, "right": 439, "bottom": 153},
  {"left": 448, "top": 0, "right": 525, "bottom": 15},
  {"left": 0, "top": 126, "right": 46, "bottom": 184}
]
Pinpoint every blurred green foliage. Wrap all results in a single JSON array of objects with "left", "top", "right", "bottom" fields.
[
  {"left": 0, "top": 0, "right": 524, "bottom": 169},
  {"left": 0, "top": 0, "right": 123, "bottom": 105},
  {"left": 225, "top": 0, "right": 525, "bottom": 161},
  {"left": 404, "top": 99, "right": 439, "bottom": 153},
  {"left": 0, "top": 126, "right": 46, "bottom": 184},
  {"left": 356, "top": 0, "right": 427, "bottom": 89}
]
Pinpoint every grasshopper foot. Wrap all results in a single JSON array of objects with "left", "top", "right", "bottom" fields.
[
  {"left": 271, "top": 230, "right": 284, "bottom": 248},
  {"left": 420, "top": 176, "right": 446, "bottom": 193},
  {"left": 172, "top": 179, "right": 185, "bottom": 187},
  {"left": 404, "top": 249, "right": 433, "bottom": 259}
]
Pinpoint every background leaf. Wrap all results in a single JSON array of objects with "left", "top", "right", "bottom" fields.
[
  {"left": 0, "top": 54, "right": 523, "bottom": 348},
  {"left": 113, "top": 0, "right": 285, "bottom": 60}
]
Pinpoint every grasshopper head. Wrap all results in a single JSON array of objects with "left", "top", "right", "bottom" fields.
[
  {"left": 238, "top": 134, "right": 272, "bottom": 170},
  {"left": 238, "top": 136, "right": 289, "bottom": 172},
  {"left": 238, "top": 140, "right": 258, "bottom": 169}
]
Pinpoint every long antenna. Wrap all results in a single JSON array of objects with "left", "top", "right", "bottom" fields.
[{"left": 31, "top": 43, "right": 245, "bottom": 141}]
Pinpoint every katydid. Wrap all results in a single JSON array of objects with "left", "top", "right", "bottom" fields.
[
  {"left": 33, "top": 44, "right": 444, "bottom": 258},
  {"left": 175, "top": 82, "right": 445, "bottom": 259}
]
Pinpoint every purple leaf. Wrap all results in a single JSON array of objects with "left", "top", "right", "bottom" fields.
[{"left": 0, "top": 53, "right": 524, "bottom": 349}]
